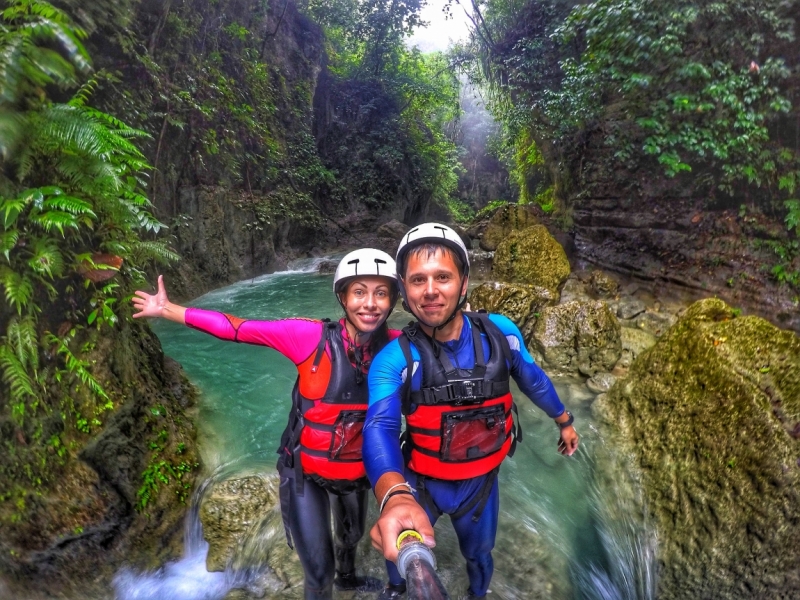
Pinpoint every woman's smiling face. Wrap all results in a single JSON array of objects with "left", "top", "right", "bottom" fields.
[{"left": 340, "top": 276, "right": 393, "bottom": 333}]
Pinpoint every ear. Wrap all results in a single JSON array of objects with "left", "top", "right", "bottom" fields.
[{"left": 460, "top": 276, "right": 469, "bottom": 296}]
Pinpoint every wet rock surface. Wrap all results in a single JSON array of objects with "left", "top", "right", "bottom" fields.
[
  {"left": 493, "top": 225, "right": 571, "bottom": 294},
  {"left": 0, "top": 321, "right": 200, "bottom": 599},
  {"left": 527, "top": 300, "right": 622, "bottom": 377},
  {"left": 616, "top": 296, "right": 647, "bottom": 320},
  {"left": 468, "top": 281, "right": 556, "bottom": 325},
  {"left": 478, "top": 204, "right": 541, "bottom": 251},
  {"left": 588, "top": 269, "right": 619, "bottom": 297},
  {"left": 200, "top": 475, "right": 280, "bottom": 572},
  {"left": 594, "top": 298, "right": 800, "bottom": 599}
]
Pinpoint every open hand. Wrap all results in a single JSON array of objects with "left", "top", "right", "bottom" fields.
[{"left": 132, "top": 275, "right": 169, "bottom": 319}]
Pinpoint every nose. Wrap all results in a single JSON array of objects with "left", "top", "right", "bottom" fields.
[
  {"left": 364, "top": 292, "right": 377, "bottom": 308},
  {"left": 423, "top": 277, "right": 437, "bottom": 297}
]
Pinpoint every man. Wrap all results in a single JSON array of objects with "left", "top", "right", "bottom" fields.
[{"left": 364, "top": 223, "right": 579, "bottom": 599}]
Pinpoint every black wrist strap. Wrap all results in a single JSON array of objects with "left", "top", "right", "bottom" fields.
[
  {"left": 380, "top": 490, "right": 413, "bottom": 513},
  {"left": 557, "top": 410, "right": 574, "bottom": 429}
]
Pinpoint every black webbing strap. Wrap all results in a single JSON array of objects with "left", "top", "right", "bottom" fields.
[
  {"left": 415, "top": 475, "right": 443, "bottom": 520},
  {"left": 410, "top": 380, "right": 511, "bottom": 405},
  {"left": 450, "top": 467, "right": 499, "bottom": 523},
  {"left": 278, "top": 469, "right": 294, "bottom": 549},
  {"left": 469, "top": 316, "right": 487, "bottom": 378},
  {"left": 311, "top": 319, "right": 331, "bottom": 373},
  {"left": 398, "top": 333, "right": 415, "bottom": 416}
]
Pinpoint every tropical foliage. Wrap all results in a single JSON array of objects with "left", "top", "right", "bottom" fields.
[
  {"left": 300, "top": 0, "right": 463, "bottom": 218},
  {"left": 453, "top": 0, "right": 800, "bottom": 235},
  {"left": 0, "top": 0, "right": 174, "bottom": 428}
]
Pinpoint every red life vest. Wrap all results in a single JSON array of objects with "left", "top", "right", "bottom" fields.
[
  {"left": 398, "top": 313, "right": 519, "bottom": 481},
  {"left": 280, "top": 320, "right": 369, "bottom": 490}
]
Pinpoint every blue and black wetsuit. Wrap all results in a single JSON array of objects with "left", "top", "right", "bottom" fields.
[{"left": 364, "top": 313, "right": 565, "bottom": 597}]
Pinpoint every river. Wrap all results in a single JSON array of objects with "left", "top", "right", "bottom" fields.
[{"left": 114, "top": 258, "right": 656, "bottom": 600}]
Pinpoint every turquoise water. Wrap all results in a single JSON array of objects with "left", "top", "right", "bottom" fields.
[{"left": 143, "top": 262, "right": 653, "bottom": 599}]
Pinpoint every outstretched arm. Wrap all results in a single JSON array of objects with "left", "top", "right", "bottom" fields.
[
  {"left": 132, "top": 275, "right": 187, "bottom": 324},
  {"left": 489, "top": 314, "right": 580, "bottom": 456},
  {"left": 132, "top": 275, "right": 322, "bottom": 365},
  {"left": 365, "top": 341, "right": 435, "bottom": 562}
]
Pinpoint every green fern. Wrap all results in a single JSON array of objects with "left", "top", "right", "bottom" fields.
[
  {"left": 26, "top": 237, "right": 63, "bottom": 277},
  {"left": 6, "top": 315, "right": 39, "bottom": 374},
  {"left": 129, "top": 240, "right": 180, "bottom": 265},
  {"left": 0, "top": 344, "right": 39, "bottom": 406},
  {"left": 0, "top": 267, "right": 33, "bottom": 314},
  {"left": 0, "top": 229, "right": 19, "bottom": 260},
  {"left": 45, "top": 332, "right": 108, "bottom": 400}
]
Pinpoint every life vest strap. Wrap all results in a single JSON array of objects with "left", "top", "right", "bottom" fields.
[
  {"left": 299, "top": 445, "right": 363, "bottom": 463},
  {"left": 410, "top": 379, "right": 510, "bottom": 405}
]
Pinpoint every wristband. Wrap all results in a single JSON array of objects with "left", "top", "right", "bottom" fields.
[
  {"left": 557, "top": 411, "right": 574, "bottom": 429},
  {"left": 380, "top": 490, "right": 414, "bottom": 514}
]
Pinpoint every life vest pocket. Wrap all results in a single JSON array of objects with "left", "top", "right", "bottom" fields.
[
  {"left": 440, "top": 404, "right": 507, "bottom": 462},
  {"left": 329, "top": 410, "right": 366, "bottom": 461}
]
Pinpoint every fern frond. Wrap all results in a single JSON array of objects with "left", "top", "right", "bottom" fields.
[
  {"left": 30, "top": 209, "right": 79, "bottom": 234},
  {"left": 129, "top": 240, "right": 180, "bottom": 265},
  {"left": 1, "top": 193, "right": 28, "bottom": 227},
  {"left": 45, "top": 332, "right": 108, "bottom": 400},
  {"left": 0, "top": 267, "right": 33, "bottom": 313},
  {"left": 27, "top": 237, "right": 63, "bottom": 277},
  {"left": 0, "top": 343, "right": 38, "bottom": 403},
  {"left": 0, "top": 229, "right": 19, "bottom": 261},
  {"left": 68, "top": 73, "right": 100, "bottom": 108},
  {"left": 6, "top": 315, "right": 39, "bottom": 373},
  {"left": 42, "top": 194, "right": 96, "bottom": 218}
]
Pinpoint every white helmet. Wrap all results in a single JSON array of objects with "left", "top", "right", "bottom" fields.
[
  {"left": 333, "top": 248, "right": 398, "bottom": 297},
  {"left": 395, "top": 223, "right": 470, "bottom": 328}
]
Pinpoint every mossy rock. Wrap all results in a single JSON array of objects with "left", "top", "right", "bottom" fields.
[
  {"left": 493, "top": 225, "right": 571, "bottom": 294},
  {"left": 199, "top": 474, "right": 283, "bottom": 572},
  {"left": 468, "top": 282, "right": 556, "bottom": 326},
  {"left": 528, "top": 300, "right": 621, "bottom": 376},
  {"left": 595, "top": 298, "right": 800, "bottom": 599},
  {"left": 588, "top": 269, "right": 619, "bottom": 297},
  {"left": 480, "top": 204, "right": 540, "bottom": 251}
]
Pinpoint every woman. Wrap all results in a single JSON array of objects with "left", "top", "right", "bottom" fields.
[{"left": 132, "top": 249, "right": 399, "bottom": 600}]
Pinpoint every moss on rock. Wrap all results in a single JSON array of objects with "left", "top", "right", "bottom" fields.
[
  {"left": 528, "top": 300, "right": 622, "bottom": 376},
  {"left": 199, "top": 474, "right": 281, "bottom": 572},
  {"left": 493, "top": 225, "right": 571, "bottom": 294},
  {"left": 595, "top": 298, "right": 800, "bottom": 599},
  {"left": 468, "top": 282, "right": 556, "bottom": 325},
  {"left": 480, "top": 204, "right": 540, "bottom": 251}
]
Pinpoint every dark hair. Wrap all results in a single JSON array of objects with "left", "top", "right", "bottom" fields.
[{"left": 402, "top": 243, "right": 466, "bottom": 278}]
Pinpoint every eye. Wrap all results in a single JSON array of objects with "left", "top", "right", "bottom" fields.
[
  {"left": 376, "top": 290, "right": 387, "bottom": 297},
  {"left": 353, "top": 289, "right": 365, "bottom": 296}
]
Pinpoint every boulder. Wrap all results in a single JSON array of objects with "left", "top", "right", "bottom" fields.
[
  {"left": 559, "top": 277, "right": 590, "bottom": 304},
  {"left": 317, "top": 260, "right": 337, "bottom": 275},
  {"left": 480, "top": 204, "right": 540, "bottom": 251},
  {"left": 468, "top": 282, "right": 556, "bottom": 326},
  {"left": 616, "top": 296, "right": 647, "bottom": 320},
  {"left": 199, "top": 474, "right": 281, "bottom": 572},
  {"left": 527, "top": 300, "right": 622, "bottom": 376},
  {"left": 586, "top": 372, "right": 617, "bottom": 393},
  {"left": 635, "top": 310, "right": 677, "bottom": 336},
  {"left": 493, "top": 225, "right": 571, "bottom": 294},
  {"left": 589, "top": 270, "right": 619, "bottom": 297},
  {"left": 620, "top": 326, "right": 657, "bottom": 358},
  {"left": 594, "top": 298, "right": 800, "bottom": 599},
  {"left": 376, "top": 219, "right": 410, "bottom": 240}
]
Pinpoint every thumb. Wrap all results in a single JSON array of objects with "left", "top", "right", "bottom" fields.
[{"left": 157, "top": 274, "right": 166, "bottom": 296}]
